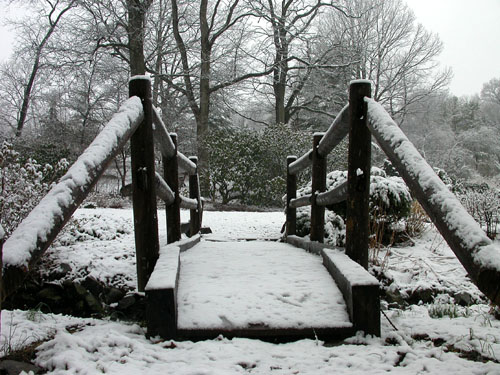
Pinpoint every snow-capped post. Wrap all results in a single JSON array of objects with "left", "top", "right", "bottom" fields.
[
  {"left": 286, "top": 156, "right": 297, "bottom": 236},
  {"left": 346, "top": 80, "right": 372, "bottom": 269},
  {"left": 310, "top": 133, "right": 327, "bottom": 242},
  {"left": 165, "top": 133, "right": 182, "bottom": 243},
  {"left": 189, "top": 156, "right": 202, "bottom": 236},
  {"left": 129, "top": 76, "right": 160, "bottom": 292}
]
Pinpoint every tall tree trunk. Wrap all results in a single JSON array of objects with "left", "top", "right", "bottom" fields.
[
  {"left": 198, "top": 0, "right": 212, "bottom": 194},
  {"left": 127, "top": 0, "right": 150, "bottom": 75}
]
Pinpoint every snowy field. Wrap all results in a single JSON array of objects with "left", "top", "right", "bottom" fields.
[{"left": 2, "top": 208, "right": 500, "bottom": 374}]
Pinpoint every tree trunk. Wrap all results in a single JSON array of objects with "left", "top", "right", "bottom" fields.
[{"left": 198, "top": 0, "right": 212, "bottom": 195}]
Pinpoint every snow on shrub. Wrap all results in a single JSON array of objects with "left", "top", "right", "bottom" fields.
[
  {"left": 0, "top": 141, "right": 69, "bottom": 237},
  {"left": 459, "top": 186, "right": 500, "bottom": 240},
  {"left": 295, "top": 167, "right": 412, "bottom": 246}
]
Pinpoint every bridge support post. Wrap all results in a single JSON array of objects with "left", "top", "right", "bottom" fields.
[
  {"left": 189, "top": 156, "right": 202, "bottom": 236},
  {"left": 310, "top": 133, "right": 326, "bottom": 242},
  {"left": 346, "top": 80, "right": 372, "bottom": 269},
  {"left": 165, "top": 133, "right": 182, "bottom": 243},
  {"left": 129, "top": 76, "right": 160, "bottom": 292},
  {"left": 286, "top": 156, "right": 297, "bottom": 236}
]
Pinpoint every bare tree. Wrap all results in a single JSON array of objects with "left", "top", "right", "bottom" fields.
[
  {"left": 248, "top": 0, "right": 350, "bottom": 125},
  {"left": 10, "top": 0, "right": 77, "bottom": 137},
  {"left": 168, "top": 0, "right": 273, "bottom": 191},
  {"left": 321, "top": 0, "right": 451, "bottom": 122}
]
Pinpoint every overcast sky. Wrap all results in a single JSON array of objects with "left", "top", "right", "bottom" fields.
[
  {"left": 0, "top": 1, "right": 498, "bottom": 97},
  {"left": 405, "top": 0, "right": 500, "bottom": 97}
]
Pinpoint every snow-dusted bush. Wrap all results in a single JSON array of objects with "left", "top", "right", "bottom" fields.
[
  {"left": 459, "top": 186, "right": 500, "bottom": 239},
  {"left": 0, "top": 141, "right": 69, "bottom": 237},
  {"left": 296, "top": 206, "right": 346, "bottom": 246},
  {"left": 296, "top": 167, "right": 412, "bottom": 246}
]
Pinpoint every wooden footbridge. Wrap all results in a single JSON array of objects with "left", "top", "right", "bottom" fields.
[{"left": 1, "top": 79, "right": 500, "bottom": 341}]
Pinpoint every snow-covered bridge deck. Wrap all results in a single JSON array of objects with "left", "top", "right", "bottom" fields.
[
  {"left": 177, "top": 240, "right": 351, "bottom": 338},
  {"left": 145, "top": 236, "right": 379, "bottom": 341}
]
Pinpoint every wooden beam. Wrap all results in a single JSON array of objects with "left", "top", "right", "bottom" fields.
[
  {"left": 345, "top": 80, "right": 371, "bottom": 269},
  {"left": 316, "top": 181, "right": 348, "bottom": 207},
  {"left": 286, "top": 156, "right": 297, "bottom": 235},
  {"left": 129, "top": 76, "right": 160, "bottom": 292},
  {"left": 165, "top": 133, "right": 182, "bottom": 243},
  {"left": 317, "top": 104, "right": 350, "bottom": 157},
  {"left": 310, "top": 133, "right": 327, "bottom": 243},
  {"left": 189, "top": 157, "right": 202, "bottom": 236}
]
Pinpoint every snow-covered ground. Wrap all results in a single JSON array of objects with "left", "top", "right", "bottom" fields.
[{"left": 2, "top": 208, "right": 500, "bottom": 374}]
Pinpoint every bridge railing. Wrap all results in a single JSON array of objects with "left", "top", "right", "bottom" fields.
[
  {"left": 285, "top": 80, "right": 500, "bottom": 306},
  {"left": 1, "top": 76, "right": 202, "bottom": 299}
]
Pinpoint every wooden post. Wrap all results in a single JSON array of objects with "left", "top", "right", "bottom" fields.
[
  {"left": 129, "top": 77, "right": 160, "bottom": 292},
  {"left": 165, "top": 133, "right": 181, "bottom": 243},
  {"left": 310, "top": 133, "right": 327, "bottom": 242},
  {"left": 1, "top": 226, "right": 4, "bottom": 337},
  {"left": 286, "top": 156, "right": 297, "bottom": 236},
  {"left": 346, "top": 80, "right": 371, "bottom": 269},
  {"left": 189, "top": 156, "right": 201, "bottom": 236}
]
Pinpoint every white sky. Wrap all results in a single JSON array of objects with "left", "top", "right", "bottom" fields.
[
  {"left": 405, "top": 0, "right": 500, "bottom": 97},
  {"left": 0, "top": 1, "right": 499, "bottom": 97}
]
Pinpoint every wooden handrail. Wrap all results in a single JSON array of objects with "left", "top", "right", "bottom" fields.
[
  {"left": 288, "top": 149, "right": 313, "bottom": 175},
  {"left": 2, "top": 96, "right": 144, "bottom": 299},
  {"left": 289, "top": 194, "right": 312, "bottom": 208},
  {"left": 288, "top": 105, "right": 350, "bottom": 176},
  {"left": 317, "top": 104, "right": 349, "bottom": 157},
  {"left": 365, "top": 97, "right": 500, "bottom": 306},
  {"left": 152, "top": 106, "right": 197, "bottom": 175},
  {"left": 155, "top": 172, "right": 175, "bottom": 205},
  {"left": 316, "top": 181, "right": 348, "bottom": 206}
]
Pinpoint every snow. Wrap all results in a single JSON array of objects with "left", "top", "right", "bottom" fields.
[
  {"left": 129, "top": 74, "right": 151, "bottom": 82},
  {"left": 350, "top": 79, "right": 373, "bottom": 86},
  {"left": 144, "top": 245, "right": 180, "bottom": 291},
  {"left": 323, "top": 248, "right": 378, "bottom": 287},
  {"left": 2, "top": 97, "right": 143, "bottom": 268},
  {"left": 177, "top": 240, "right": 351, "bottom": 330},
  {"left": 365, "top": 97, "right": 500, "bottom": 272},
  {"left": 1, "top": 208, "right": 500, "bottom": 373}
]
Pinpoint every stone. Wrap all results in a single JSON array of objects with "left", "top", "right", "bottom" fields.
[
  {"left": 82, "top": 277, "right": 104, "bottom": 298},
  {"left": 84, "top": 292, "right": 104, "bottom": 315},
  {"left": 0, "top": 360, "right": 42, "bottom": 374},
  {"left": 454, "top": 291, "right": 474, "bottom": 306},
  {"left": 118, "top": 295, "right": 136, "bottom": 310},
  {"left": 105, "top": 288, "right": 126, "bottom": 305},
  {"left": 37, "top": 285, "right": 64, "bottom": 305}
]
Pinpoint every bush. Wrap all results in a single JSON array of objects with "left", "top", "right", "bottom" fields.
[
  {"left": 0, "top": 141, "right": 69, "bottom": 237},
  {"left": 459, "top": 186, "right": 500, "bottom": 239},
  {"left": 295, "top": 167, "right": 412, "bottom": 247},
  {"left": 204, "top": 124, "right": 309, "bottom": 207}
]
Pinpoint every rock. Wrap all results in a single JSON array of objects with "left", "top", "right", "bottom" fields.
[
  {"left": 454, "top": 291, "right": 474, "bottom": 306},
  {"left": 0, "top": 360, "right": 42, "bottom": 374},
  {"left": 82, "top": 277, "right": 104, "bottom": 298},
  {"left": 37, "top": 284, "right": 64, "bottom": 305},
  {"left": 84, "top": 292, "right": 104, "bottom": 315},
  {"left": 105, "top": 288, "right": 126, "bottom": 305},
  {"left": 118, "top": 295, "right": 136, "bottom": 310}
]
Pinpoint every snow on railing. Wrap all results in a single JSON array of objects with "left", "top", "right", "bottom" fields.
[
  {"left": 365, "top": 97, "right": 500, "bottom": 306},
  {"left": 1, "top": 97, "right": 144, "bottom": 298}
]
